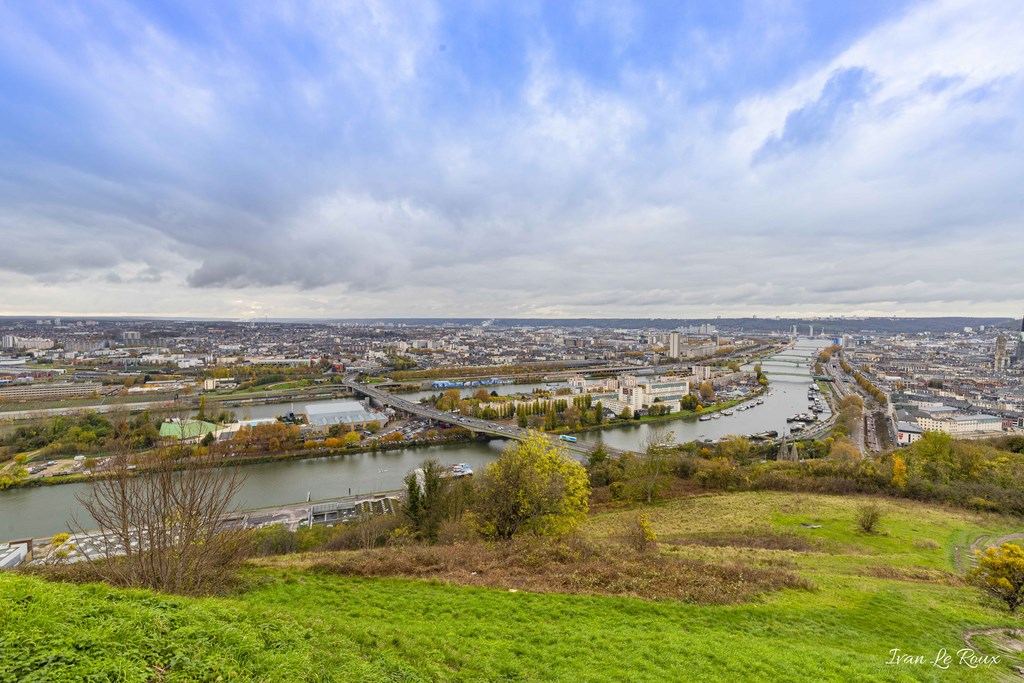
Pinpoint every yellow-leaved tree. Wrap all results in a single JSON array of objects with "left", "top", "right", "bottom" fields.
[
  {"left": 970, "top": 543, "right": 1024, "bottom": 612},
  {"left": 891, "top": 455, "right": 908, "bottom": 489},
  {"left": 474, "top": 431, "right": 590, "bottom": 540}
]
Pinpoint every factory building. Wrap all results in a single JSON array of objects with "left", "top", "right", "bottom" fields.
[{"left": 305, "top": 400, "right": 388, "bottom": 431}]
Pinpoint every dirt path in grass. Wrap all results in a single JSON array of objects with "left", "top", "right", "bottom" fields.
[
  {"left": 958, "top": 533, "right": 1024, "bottom": 572},
  {"left": 962, "top": 628, "right": 1024, "bottom": 678}
]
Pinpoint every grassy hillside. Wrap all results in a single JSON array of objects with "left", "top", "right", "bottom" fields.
[{"left": 3, "top": 491, "right": 1023, "bottom": 682}]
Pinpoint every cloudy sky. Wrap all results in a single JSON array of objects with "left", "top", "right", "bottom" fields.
[{"left": 1, "top": 0, "right": 1022, "bottom": 319}]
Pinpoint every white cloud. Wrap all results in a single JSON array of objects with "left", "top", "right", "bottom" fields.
[{"left": 0, "top": 0, "right": 1022, "bottom": 318}]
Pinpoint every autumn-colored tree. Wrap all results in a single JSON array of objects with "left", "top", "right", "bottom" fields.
[
  {"left": 0, "top": 455, "right": 28, "bottom": 490},
  {"left": 436, "top": 389, "right": 462, "bottom": 411},
  {"left": 699, "top": 381, "right": 715, "bottom": 402},
  {"left": 563, "top": 405, "right": 582, "bottom": 430},
  {"left": 970, "top": 543, "right": 1024, "bottom": 612},
  {"left": 473, "top": 432, "right": 590, "bottom": 540},
  {"left": 892, "top": 455, "right": 908, "bottom": 489},
  {"left": 829, "top": 437, "right": 861, "bottom": 462},
  {"left": 717, "top": 435, "right": 751, "bottom": 463}
]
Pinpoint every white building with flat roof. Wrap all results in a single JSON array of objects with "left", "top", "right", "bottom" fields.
[
  {"left": 915, "top": 407, "right": 1002, "bottom": 435},
  {"left": 305, "top": 400, "right": 388, "bottom": 431},
  {"left": 617, "top": 375, "right": 690, "bottom": 412}
]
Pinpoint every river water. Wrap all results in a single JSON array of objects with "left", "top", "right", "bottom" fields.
[{"left": 0, "top": 340, "right": 828, "bottom": 539}]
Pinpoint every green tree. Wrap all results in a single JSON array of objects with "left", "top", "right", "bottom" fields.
[
  {"left": 473, "top": 432, "right": 590, "bottom": 540},
  {"left": 402, "top": 459, "right": 448, "bottom": 542}
]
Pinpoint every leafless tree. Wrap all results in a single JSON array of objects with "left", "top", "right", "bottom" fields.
[
  {"left": 627, "top": 431, "right": 676, "bottom": 503},
  {"left": 72, "top": 429, "right": 248, "bottom": 595}
]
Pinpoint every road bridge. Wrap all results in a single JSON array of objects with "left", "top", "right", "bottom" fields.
[{"left": 343, "top": 379, "right": 625, "bottom": 459}]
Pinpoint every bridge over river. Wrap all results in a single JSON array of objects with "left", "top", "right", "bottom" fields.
[{"left": 344, "top": 379, "right": 625, "bottom": 458}]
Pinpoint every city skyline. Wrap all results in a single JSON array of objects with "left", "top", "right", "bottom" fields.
[{"left": 1, "top": 0, "right": 1023, "bottom": 319}]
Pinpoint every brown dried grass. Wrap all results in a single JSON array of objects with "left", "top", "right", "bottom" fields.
[
  {"left": 861, "top": 564, "right": 965, "bottom": 586},
  {"left": 665, "top": 529, "right": 819, "bottom": 552},
  {"left": 303, "top": 536, "right": 814, "bottom": 604}
]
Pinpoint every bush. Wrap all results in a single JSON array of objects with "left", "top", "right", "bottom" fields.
[
  {"left": 696, "top": 458, "right": 743, "bottom": 490},
  {"left": 673, "top": 456, "right": 698, "bottom": 479},
  {"left": 855, "top": 502, "right": 883, "bottom": 534},
  {"left": 247, "top": 524, "right": 298, "bottom": 557},
  {"left": 624, "top": 513, "right": 658, "bottom": 553},
  {"left": 969, "top": 543, "right": 1024, "bottom": 612}
]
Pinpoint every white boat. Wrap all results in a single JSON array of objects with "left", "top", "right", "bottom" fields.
[{"left": 448, "top": 463, "right": 474, "bottom": 477}]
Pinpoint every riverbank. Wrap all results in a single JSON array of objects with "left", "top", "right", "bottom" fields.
[
  {"left": 8, "top": 384, "right": 774, "bottom": 490},
  {"left": 1, "top": 432, "right": 493, "bottom": 491}
]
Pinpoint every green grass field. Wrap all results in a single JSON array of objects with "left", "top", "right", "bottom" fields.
[{"left": 3, "top": 491, "right": 1023, "bottom": 681}]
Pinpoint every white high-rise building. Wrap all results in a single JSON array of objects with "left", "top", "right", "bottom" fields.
[{"left": 669, "top": 331, "right": 680, "bottom": 359}]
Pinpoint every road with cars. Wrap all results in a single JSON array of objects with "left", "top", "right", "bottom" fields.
[{"left": 343, "top": 378, "right": 624, "bottom": 458}]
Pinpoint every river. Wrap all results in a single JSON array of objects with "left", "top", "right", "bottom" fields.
[
  {"left": 0, "top": 440, "right": 509, "bottom": 540},
  {"left": 0, "top": 340, "right": 828, "bottom": 539}
]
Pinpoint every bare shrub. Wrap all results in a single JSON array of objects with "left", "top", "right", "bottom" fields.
[
  {"left": 436, "top": 517, "right": 478, "bottom": 545},
  {"left": 623, "top": 512, "right": 658, "bottom": 553},
  {"left": 856, "top": 502, "right": 883, "bottom": 534},
  {"left": 73, "top": 447, "right": 248, "bottom": 595},
  {"left": 318, "top": 514, "right": 404, "bottom": 552},
  {"left": 624, "top": 432, "right": 676, "bottom": 503}
]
